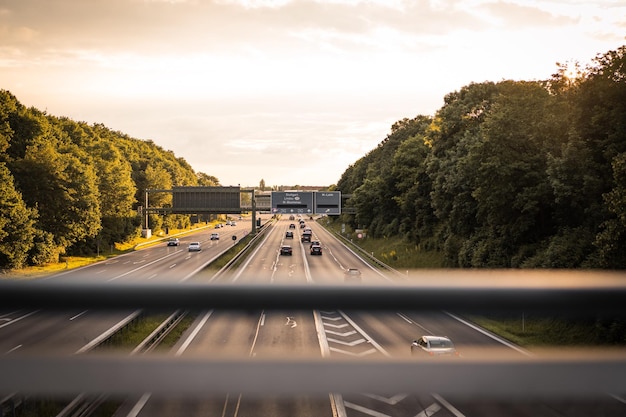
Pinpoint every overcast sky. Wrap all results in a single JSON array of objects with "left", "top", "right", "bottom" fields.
[{"left": 1, "top": 0, "right": 624, "bottom": 187}]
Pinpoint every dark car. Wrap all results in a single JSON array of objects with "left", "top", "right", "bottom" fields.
[
  {"left": 309, "top": 240, "right": 321, "bottom": 248},
  {"left": 280, "top": 245, "right": 293, "bottom": 256},
  {"left": 289, "top": 223, "right": 296, "bottom": 229},
  {"left": 310, "top": 244, "right": 322, "bottom": 255},
  {"left": 301, "top": 233, "right": 312, "bottom": 243},
  {"left": 285, "top": 231, "right": 294, "bottom": 238},
  {"left": 167, "top": 238, "right": 180, "bottom": 246}
]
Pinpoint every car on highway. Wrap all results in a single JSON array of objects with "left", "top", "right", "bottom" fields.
[
  {"left": 310, "top": 244, "right": 322, "bottom": 255},
  {"left": 285, "top": 231, "right": 294, "bottom": 239},
  {"left": 210, "top": 233, "right": 219, "bottom": 240},
  {"left": 231, "top": 221, "right": 237, "bottom": 226},
  {"left": 309, "top": 240, "right": 320, "bottom": 248},
  {"left": 410, "top": 336, "right": 458, "bottom": 357},
  {"left": 166, "top": 238, "right": 180, "bottom": 246},
  {"left": 188, "top": 242, "right": 201, "bottom": 252},
  {"left": 289, "top": 223, "right": 296, "bottom": 229},
  {"left": 301, "top": 232, "right": 312, "bottom": 243},
  {"left": 280, "top": 245, "right": 293, "bottom": 256},
  {"left": 344, "top": 268, "right": 362, "bottom": 282},
  {"left": 214, "top": 223, "right": 223, "bottom": 229}
]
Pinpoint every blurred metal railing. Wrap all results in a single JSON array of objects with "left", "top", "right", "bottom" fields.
[{"left": 1, "top": 270, "right": 625, "bottom": 397}]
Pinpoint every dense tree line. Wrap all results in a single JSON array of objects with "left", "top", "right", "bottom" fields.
[
  {"left": 0, "top": 91, "right": 219, "bottom": 269},
  {"left": 336, "top": 46, "right": 626, "bottom": 269}
]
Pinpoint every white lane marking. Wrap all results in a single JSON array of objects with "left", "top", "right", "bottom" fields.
[
  {"left": 610, "top": 394, "right": 626, "bottom": 404},
  {"left": 69, "top": 311, "right": 87, "bottom": 321},
  {"left": 108, "top": 250, "right": 182, "bottom": 282},
  {"left": 326, "top": 338, "right": 366, "bottom": 346},
  {"left": 324, "top": 330, "right": 357, "bottom": 337},
  {"left": 396, "top": 312, "right": 433, "bottom": 334},
  {"left": 5, "top": 345, "right": 22, "bottom": 355},
  {"left": 329, "top": 347, "right": 377, "bottom": 356},
  {"left": 175, "top": 310, "right": 213, "bottom": 357},
  {"left": 416, "top": 402, "right": 442, "bottom": 417},
  {"left": 363, "top": 393, "right": 408, "bottom": 405},
  {"left": 0, "top": 310, "right": 39, "bottom": 329},
  {"left": 285, "top": 316, "right": 297, "bottom": 328},
  {"left": 431, "top": 393, "right": 467, "bottom": 417},
  {"left": 324, "top": 323, "right": 349, "bottom": 329},
  {"left": 126, "top": 393, "right": 152, "bottom": 417},
  {"left": 232, "top": 224, "right": 278, "bottom": 283},
  {"left": 339, "top": 311, "right": 391, "bottom": 357},
  {"left": 76, "top": 311, "right": 142, "bottom": 354},
  {"left": 444, "top": 311, "right": 532, "bottom": 356},
  {"left": 344, "top": 401, "right": 391, "bottom": 416},
  {"left": 124, "top": 311, "right": 214, "bottom": 417}
]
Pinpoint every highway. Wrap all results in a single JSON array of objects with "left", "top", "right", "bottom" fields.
[{"left": 2, "top": 216, "right": 625, "bottom": 417}]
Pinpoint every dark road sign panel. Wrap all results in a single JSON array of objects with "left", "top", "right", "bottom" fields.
[
  {"left": 271, "top": 192, "right": 313, "bottom": 214},
  {"left": 172, "top": 186, "right": 241, "bottom": 214},
  {"left": 314, "top": 191, "right": 341, "bottom": 215}
]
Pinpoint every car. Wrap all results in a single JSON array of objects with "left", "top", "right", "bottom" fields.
[
  {"left": 214, "top": 224, "right": 222, "bottom": 229},
  {"left": 289, "top": 223, "right": 296, "bottom": 229},
  {"left": 344, "top": 268, "right": 362, "bottom": 282},
  {"left": 210, "top": 233, "right": 219, "bottom": 240},
  {"left": 300, "top": 223, "right": 306, "bottom": 228},
  {"left": 285, "top": 231, "right": 294, "bottom": 238},
  {"left": 188, "top": 242, "right": 201, "bottom": 252},
  {"left": 410, "top": 336, "right": 458, "bottom": 357},
  {"left": 301, "top": 233, "right": 312, "bottom": 243},
  {"left": 166, "top": 238, "right": 180, "bottom": 246},
  {"left": 226, "top": 220, "right": 232, "bottom": 226},
  {"left": 289, "top": 215, "right": 295, "bottom": 220},
  {"left": 309, "top": 240, "right": 321, "bottom": 248},
  {"left": 231, "top": 221, "right": 237, "bottom": 226},
  {"left": 280, "top": 245, "right": 293, "bottom": 256},
  {"left": 310, "top": 244, "right": 322, "bottom": 255}
]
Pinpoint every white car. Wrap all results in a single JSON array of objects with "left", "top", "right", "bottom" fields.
[
  {"left": 210, "top": 233, "right": 219, "bottom": 240},
  {"left": 188, "top": 242, "right": 201, "bottom": 252},
  {"left": 411, "top": 336, "right": 458, "bottom": 357}
]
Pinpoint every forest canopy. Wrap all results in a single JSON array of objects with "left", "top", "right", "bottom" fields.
[
  {"left": 0, "top": 93, "right": 219, "bottom": 269},
  {"left": 336, "top": 45, "right": 626, "bottom": 269}
]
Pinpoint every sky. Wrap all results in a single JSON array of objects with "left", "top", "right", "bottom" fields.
[{"left": 1, "top": 0, "right": 624, "bottom": 187}]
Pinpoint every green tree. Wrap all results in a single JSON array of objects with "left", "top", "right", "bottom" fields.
[
  {"left": 0, "top": 163, "right": 37, "bottom": 269},
  {"left": 13, "top": 139, "right": 101, "bottom": 252}
]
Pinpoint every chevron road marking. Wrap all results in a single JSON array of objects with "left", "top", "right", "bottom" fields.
[
  {"left": 324, "top": 329, "right": 357, "bottom": 337},
  {"left": 326, "top": 337, "right": 366, "bottom": 346},
  {"left": 329, "top": 347, "right": 377, "bottom": 356}
]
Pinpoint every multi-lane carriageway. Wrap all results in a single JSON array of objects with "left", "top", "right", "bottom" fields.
[{"left": 1, "top": 216, "right": 626, "bottom": 417}]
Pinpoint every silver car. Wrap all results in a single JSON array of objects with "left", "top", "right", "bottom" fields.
[
  {"left": 411, "top": 335, "right": 458, "bottom": 357},
  {"left": 188, "top": 242, "right": 201, "bottom": 252}
]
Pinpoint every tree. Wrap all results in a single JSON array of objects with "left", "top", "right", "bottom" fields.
[
  {"left": 0, "top": 163, "right": 38, "bottom": 268},
  {"left": 13, "top": 139, "right": 101, "bottom": 252}
]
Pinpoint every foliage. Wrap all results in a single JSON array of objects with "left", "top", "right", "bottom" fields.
[
  {"left": 0, "top": 91, "right": 217, "bottom": 269},
  {"left": 336, "top": 45, "right": 626, "bottom": 269}
]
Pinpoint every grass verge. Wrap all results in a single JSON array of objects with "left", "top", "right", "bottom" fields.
[{"left": 318, "top": 217, "right": 444, "bottom": 268}]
